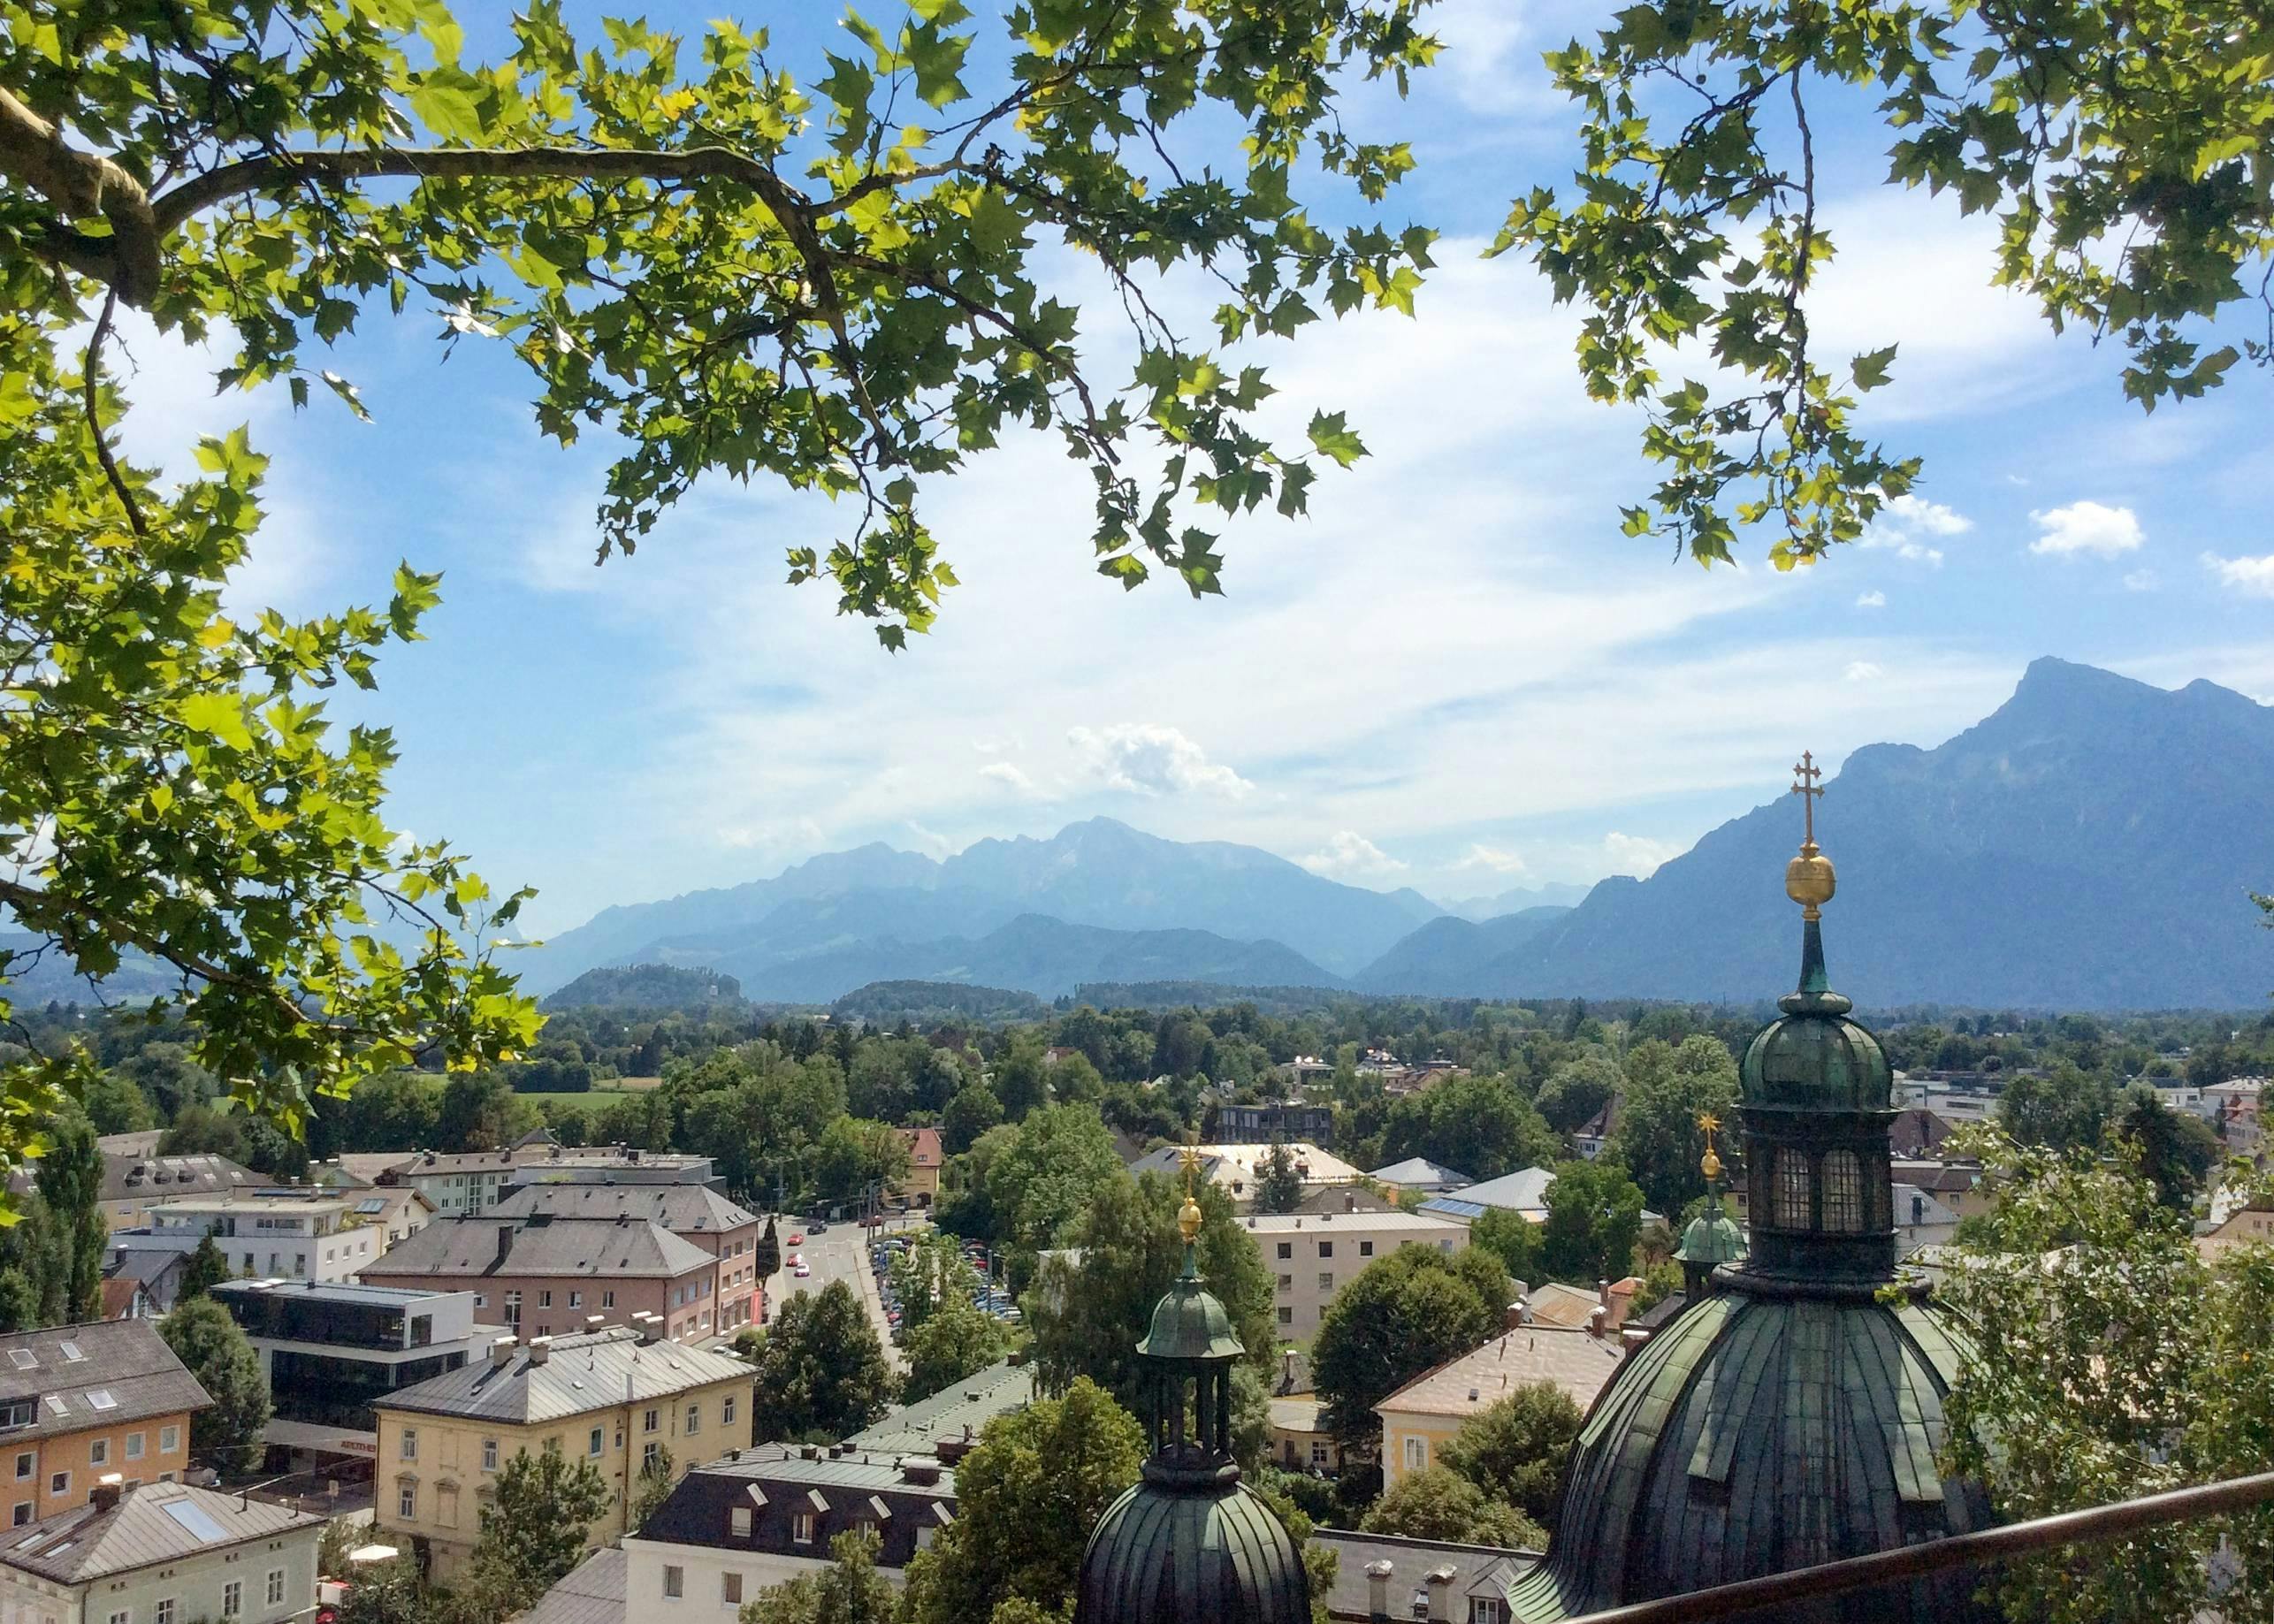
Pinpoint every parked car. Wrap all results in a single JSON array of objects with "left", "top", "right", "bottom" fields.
[{"left": 788, "top": 1231, "right": 805, "bottom": 1246}]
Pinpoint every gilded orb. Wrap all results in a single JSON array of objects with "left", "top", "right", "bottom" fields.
[{"left": 1783, "top": 839, "right": 1835, "bottom": 918}]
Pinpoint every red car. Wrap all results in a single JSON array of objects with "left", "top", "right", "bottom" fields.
[{"left": 787, "top": 1231, "right": 805, "bottom": 1247}]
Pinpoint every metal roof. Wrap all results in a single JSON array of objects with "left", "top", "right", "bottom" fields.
[
  {"left": 1310, "top": 1529, "right": 1541, "bottom": 1621},
  {"left": 523, "top": 1546, "right": 626, "bottom": 1624},
  {"left": 1373, "top": 1327, "right": 1624, "bottom": 1422},
  {"left": 847, "top": 1357, "right": 1034, "bottom": 1458},
  {"left": 487, "top": 1183, "right": 757, "bottom": 1234},
  {"left": 0, "top": 1320, "right": 210, "bottom": 1443},
  {"left": 1367, "top": 1156, "right": 1475, "bottom": 1190},
  {"left": 0, "top": 1482, "right": 319, "bottom": 1584},
  {"left": 99, "top": 1153, "right": 258, "bottom": 1207},
  {"left": 1418, "top": 1166, "right": 1557, "bottom": 1221},
  {"left": 372, "top": 1327, "right": 752, "bottom": 1424},
  {"left": 358, "top": 1215, "right": 713, "bottom": 1281}
]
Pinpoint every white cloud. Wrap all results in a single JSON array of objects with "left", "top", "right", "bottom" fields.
[
  {"left": 1298, "top": 831, "right": 1409, "bottom": 879},
  {"left": 2202, "top": 553, "right": 2274, "bottom": 598},
  {"left": 2123, "top": 569, "right": 2159, "bottom": 593},
  {"left": 978, "top": 761, "right": 1039, "bottom": 793},
  {"left": 1855, "top": 591, "right": 1886, "bottom": 608},
  {"left": 1067, "top": 723, "right": 1254, "bottom": 799},
  {"left": 1454, "top": 844, "right": 1530, "bottom": 876},
  {"left": 2030, "top": 500, "right": 2143, "bottom": 558},
  {"left": 1843, "top": 660, "right": 1883, "bottom": 682},
  {"left": 903, "top": 821, "right": 954, "bottom": 857},
  {"left": 1859, "top": 493, "right": 1969, "bottom": 567},
  {"left": 1602, "top": 832, "right": 1681, "bottom": 878}
]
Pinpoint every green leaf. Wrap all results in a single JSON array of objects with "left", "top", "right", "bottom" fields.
[
  {"left": 179, "top": 692, "right": 253, "bottom": 751},
  {"left": 1851, "top": 345, "right": 1898, "bottom": 392},
  {"left": 1306, "top": 410, "right": 1367, "bottom": 469},
  {"left": 321, "top": 371, "right": 373, "bottom": 421}
]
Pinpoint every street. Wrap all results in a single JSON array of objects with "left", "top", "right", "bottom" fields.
[{"left": 760, "top": 1216, "right": 914, "bottom": 1372}]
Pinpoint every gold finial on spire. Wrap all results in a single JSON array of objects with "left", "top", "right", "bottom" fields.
[
  {"left": 1784, "top": 750, "right": 1836, "bottom": 920},
  {"left": 1175, "top": 1141, "right": 1205, "bottom": 1245},
  {"left": 1697, "top": 1111, "right": 1723, "bottom": 1182}
]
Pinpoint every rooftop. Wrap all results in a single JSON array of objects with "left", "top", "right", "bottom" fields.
[
  {"left": 359, "top": 1215, "right": 714, "bottom": 1281},
  {"left": 1376, "top": 1326, "right": 1626, "bottom": 1421},
  {"left": 1239, "top": 1210, "right": 1468, "bottom": 1234},
  {"left": 524, "top": 1546, "right": 626, "bottom": 1624},
  {"left": 210, "top": 1277, "right": 469, "bottom": 1310},
  {"left": 0, "top": 1482, "right": 321, "bottom": 1585},
  {"left": 1418, "top": 1167, "right": 1557, "bottom": 1222},
  {"left": 374, "top": 1326, "right": 752, "bottom": 1424},
  {"left": 148, "top": 1193, "right": 353, "bottom": 1216},
  {"left": 847, "top": 1357, "right": 1034, "bottom": 1458},
  {"left": 99, "top": 1153, "right": 257, "bottom": 1208},
  {"left": 1368, "top": 1156, "right": 1474, "bottom": 1189},
  {"left": 678, "top": 1445, "right": 958, "bottom": 1495},
  {"left": 486, "top": 1183, "right": 757, "bottom": 1233},
  {"left": 1310, "top": 1528, "right": 1538, "bottom": 1622},
  {"left": 0, "top": 1320, "right": 211, "bottom": 1442},
  {"left": 1127, "top": 1142, "right": 1362, "bottom": 1187}
]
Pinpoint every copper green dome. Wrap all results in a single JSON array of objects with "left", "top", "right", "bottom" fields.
[
  {"left": 1739, "top": 923, "right": 1893, "bottom": 1113},
  {"left": 1140, "top": 1273, "right": 1244, "bottom": 1362},
  {"left": 1676, "top": 1201, "right": 1745, "bottom": 1268},
  {"left": 1076, "top": 1476, "right": 1311, "bottom": 1624}
]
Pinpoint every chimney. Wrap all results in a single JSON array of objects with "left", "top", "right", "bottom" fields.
[
  {"left": 490, "top": 1335, "right": 517, "bottom": 1369},
  {"left": 1365, "top": 1559, "right": 1393, "bottom": 1623},
  {"left": 89, "top": 1474, "right": 125, "bottom": 1513},
  {"left": 1343, "top": 1193, "right": 1357, "bottom": 1213},
  {"left": 1425, "top": 1566, "right": 1456, "bottom": 1623},
  {"left": 528, "top": 1337, "right": 552, "bottom": 1366}
]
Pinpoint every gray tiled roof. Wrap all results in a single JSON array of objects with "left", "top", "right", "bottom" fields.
[
  {"left": 0, "top": 1320, "right": 210, "bottom": 1443},
  {"left": 1310, "top": 1528, "right": 1539, "bottom": 1620},
  {"left": 358, "top": 1215, "right": 713, "bottom": 1282},
  {"left": 488, "top": 1184, "right": 756, "bottom": 1234},
  {"left": 0, "top": 1482, "right": 320, "bottom": 1583},
  {"left": 524, "top": 1546, "right": 625, "bottom": 1624},
  {"left": 99, "top": 1153, "right": 258, "bottom": 1208},
  {"left": 847, "top": 1357, "right": 1034, "bottom": 1457},
  {"left": 372, "top": 1327, "right": 752, "bottom": 1424}
]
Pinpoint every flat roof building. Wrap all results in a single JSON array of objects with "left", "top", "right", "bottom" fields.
[{"left": 1239, "top": 1210, "right": 1470, "bottom": 1343}]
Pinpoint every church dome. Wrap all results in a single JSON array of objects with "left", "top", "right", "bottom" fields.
[{"left": 1741, "top": 990, "right": 1892, "bottom": 1113}]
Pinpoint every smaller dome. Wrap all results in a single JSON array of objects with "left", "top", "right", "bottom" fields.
[
  {"left": 1741, "top": 1003, "right": 1892, "bottom": 1113},
  {"left": 1140, "top": 1274, "right": 1244, "bottom": 1362},
  {"left": 1677, "top": 1203, "right": 1745, "bottom": 1267},
  {"left": 1076, "top": 1479, "right": 1310, "bottom": 1624}
]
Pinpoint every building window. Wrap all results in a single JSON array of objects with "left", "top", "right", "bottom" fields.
[
  {"left": 721, "top": 1574, "right": 743, "bottom": 1605},
  {"left": 1360, "top": 1240, "right": 1374, "bottom": 1256},
  {"left": 603, "top": 1291, "right": 615, "bottom": 1308},
  {"left": 482, "top": 1438, "right": 499, "bottom": 1472},
  {"left": 644, "top": 1408, "right": 660, "bottom": 1434},
  {"left": 1405, "top": 1436, "right": 1426, "bottom": 1472},
  {"left": 398, "top": 1482, "right": 416, "bottom": 1520},
  {"left": 108, "top": 1611, "right": 128, "bottom": 1624},
  {"left": 685, "top": 1403, "right": 699, "bottom": 1435},
  {"left": 267, "top": 1568, "right": 286, "bottom": 1605},
  {"left": 589, "top": 1428, "right": 604, "bottom": 1458},
  {"left": 11, "top": 1452, "right": 27, "bottom": 1480},
  {"left": 48, "top": 1471, "right": 66, "bottom": 1496},
  {"left": 400, "top": 1428, "right": 418, "bottom": 1461},
  {"left": 1317, "top": 1272, "right": 1333, "bottom": 1292},
  {"left": 730, "top": 1506, "right": 752, "bottom": 1538},
  {"left": 721, "top": 1396, "right": 736, "bottom": 1428},
  {"left": 1472, "top": 1600, "right": 1507, "bottom": 1624},
  {"left": 125, "top": 1433, "right": 145, "bottom": 1460},
  {"left": 540, "top": 1290, "right": 553, "bottom": 1308},
  {"left": 222, "top": 1581, "right": 242, "bottom": 1617},
  {"left": 568, "top": 1291, "right": 582, "bottom": 1308},
  {"left": 1311, "top": 1442, "right": 1328, "bottom": 1466},
  {"left": 1773, "top": 1148, "right": 1812, "bottom": 1229},
  {"left": 156, "top": 1599, "right": 174, "bottom": 1624},
  {"left": 158, "top": 1426, "right": 178, "bottom": 1454},
  {"left": 1821, "top": 1150, "right": 1866, "bottom": 1233},
  {"left": 792, "top": 1511, "right": 814, "bottom": 1544},
  {"left": 662, "top": 1565, "right": 683, "bottom": 1599},
  {"left": 9, "top": 1502, "right": 25, "bottom": 1527},
  {"left": 1276, "top": 1242, "right": 1292, "bottom": 1260},
  {"left": 1317, "top": 1241, "right": 1333, "bottom": 1259},
  {"left": 1276, "top": 1307, "right": 1293, "bottom": 1326},
  {"left": 504, "top": 1290, "right": 522, "bottom": 1329},
  {"left": 644, "top": 1442, "right": 660, "bottom": 1471},
  {"left": 89, "top": 1439, "right": 107, "bottom": 1467}
]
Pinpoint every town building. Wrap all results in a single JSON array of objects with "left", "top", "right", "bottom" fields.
[
  {"left": 2197, "top": 1195, "right": 2274, "bottom": 1262},
  {"left": 626, "top": 1448, "right": 958, "bottom": 1608},
  {"left": 140, "top": 1191, "right": 383, "bottom": 1282},
  {"left": 372, "top": 1325, "right": 755, "bottom": 1581},
  {"left": 893, "top": 1126, "right": 942, "bottom": 1208},
  {"left": 527, "top": 1546, "right": 627, "bottom": 1624},
  {"left": 376, "top": 1139, "right": 719, "bottom": 1218},
  {"left": 208, "top": 1279, "right": 490, "bottom": 1465},
  {"left": 95, "top": 1153, "right": 258, "bottom": 1233},
  {"left": 1238, "top": 1210, "right": 1470, "bottom": 1342},
  {"left": 1572, "top": 1099, "right": 1616, "bottom": 1162},
  {"left": 1126, "top": 1143, "right": 1362, "bottom": 1208},
  {"left": 1311, "top": 1529, "right": 1539, "bottom": 1622},
  {"left": 340, "top": 1186, "right": 439, "bottom": 1247},
  {"left": 359, "top": 1216, "right": 726, "bottom": 1343},
  {"left": 1367, "top": 1156, "right": 1472, "bottom": 1195},
  {"left": 1417, "top": 1167, "right": 1557, "bottom": 1224},
  {"left": 97, "top": 1245, "right": 185, "bottom": 1318},
  {"left": 0, "top": 1321, "right": 209, "bottom": 1524},
  {"left": 1267, "top": 1396, "right": 1341, "bottom": 1475},
  {"left": 485, "top": 1185, "right": 764, "bottom": 1336},
  {"left": 1375, "top": 1327, "right": 1624, "bottom": 1487},
  {"left": 843, "top": 1356, "right": 1034, "bottom": 1460},
  {"left": 0, "top": 1479, "right": 323, "bottom": 1624},
  {"left": 1212, "top": 1102, "right": 1336, "bottom": 1146}
]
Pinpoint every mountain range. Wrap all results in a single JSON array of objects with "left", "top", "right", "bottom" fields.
[{"left": 517, "top": 659, "right": 2274, "bottom": 1012}]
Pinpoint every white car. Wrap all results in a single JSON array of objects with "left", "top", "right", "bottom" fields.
[{"left": 792, "top": 1261, "right": 812, "bottom": 1278}]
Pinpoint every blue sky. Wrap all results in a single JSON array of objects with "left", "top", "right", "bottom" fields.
[{"left": 114, "top": 0, "right": 2274, "bottom": 935}]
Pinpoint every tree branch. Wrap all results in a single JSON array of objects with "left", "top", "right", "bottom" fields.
[
  {"left": 0, "top": 87, "right": 162, "bottom": 303},
  {"left": 82, "top": 289, "right": 149, "bottom": 539}
]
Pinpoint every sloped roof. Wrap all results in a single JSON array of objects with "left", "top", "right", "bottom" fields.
[
  {"left": 326, "top": 1153, "right": 414, "bottom": 1184},
  {"left": 1376, "top": 1326, "right": 1624, "bottom": 1421},
  {"left": 358, "top": 1216, "right": 713, "bottom": 1281},
  {"left": 1525, "top": 1283, "right": 1604, "bottom": 1330},
  {"left": 488, "top": 1184, "right": 755, "bottom": 1234},
  {"left": 1127, "top": 1143, "right": 1362, "bottom": 1187},
  {"left": 899, "top": 1126, "right": 944, "bottom": 1170},
  {"left": 0, "top": 1482, "right": 318, "bottom": 1584},
  {"left": 100, "top": 1153, "right": 258, "bottom": 1207},
  {"left": 97, "top": 1280, "right": 145, "bottom": 1321},
  {"left": 1368, "top": 1156, "right": 1473, "bottom": 1190},
  {"left": 0, "top": 1320, "right": 210, "bottom": 1442},
  {"left": 524, "top": 1546, "right": 626, "bottom": 1624},
  {"left": 848, "top": 1356, "right": 1034, "bottom": 1457},
  {"left": 1418, "top": 1166, "right": 1557, "bottom": 1221},
  {"left": 373, "top": 1327, "right": 752, "bottom": 1424},
  {"left": 1310, "top": 1529, "right": 1540, "bottom": 1621}
]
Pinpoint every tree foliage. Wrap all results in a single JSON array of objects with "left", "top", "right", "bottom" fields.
[
  {"left": 1312, "top": 1243, "right": 1512, "bottom": 1449},
  {"left": 738, "top": 1529, "right": 898, "bottom": 1624},
  {"left": 1941, "top": 1130, "right": 2274, "bottom": 1624},
  {"left": 1436, "top": 1381, "right": 1585, "bottom": 1526},
  {"left": 1494, "top": 0, "right": 2272, "bottom": 568},
  {"left": 159, "top": 1295, "right": 271, "bottom": 1469},
  {"left": 468, "top": 1445, "right": 614, "bottom": 1615},
  {"left": 630, "top": 1443, "right": 677, "bottom": 1534},
  {"left": 898, "top": 1377, "right": 1144, "bottom": 1624},
  {"left": 1538, "top": 1157, "right": 1645, "bottom": 1286},
  {"left": 1609, "top": 1036, "right": 1740, "bottom": 1214},
  {"left": 901, "top": 1296, "right": 1009, "bottom": 1405},
  {"left": 1361, "top": 1463, "right": 1547, "bottom": 1549},
  {"left": 177, "top": 1233, "right": 233, "bottom": 1303},
  {"left": 747, "top": 1280, "right": 896, "bottom": 1444},
  {"left": 35, "top": 1115, "right": 108, "bottom": 1323},
  {"left": 1379, "top": 1075, "right": 1560, "bottom": 1183},
  {"left": 1255, "top": 1137, "right": 1306, "bottom": 1213}
]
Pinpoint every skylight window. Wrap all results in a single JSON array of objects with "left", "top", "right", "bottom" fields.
[
  {"left": 85, "top": 1391, "right": 117, "bottom": 1411},
  {"left": 57, "top": 1343, "right": 81, "bottom": 1363},
  {"left": 160, "top": 1499, "right": 228, "bottom": 1544},
  {"left": 43, "top": 1396, "right": 67, "bottom": 1415},
  {"left": 7, "top": 1350, "right": 35, "bottom": 1370}
]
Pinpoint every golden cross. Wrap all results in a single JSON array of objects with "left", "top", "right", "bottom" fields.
[{"left": 1790, "top": 751, "right": 1824, "bottom": 845}]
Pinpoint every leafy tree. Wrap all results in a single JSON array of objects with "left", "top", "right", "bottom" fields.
[
  {"left": 1997, "top": 1061, "right": 2120, "bottom": 1157},
  {"left": 177, "top": 1235, "right": 232, "bottom": 1304},
  {"left": 748, "top": 1281, "right": 895, "bottom": 1444},
  {"left": 433, "top": 1072, "right": 542, "bottom": 1155},
  {"left": 1609, "top": 1037, "right": 1740, "bottom": 1214},
  {"left": 989, "top": 1041, "right": 1051, "bottom": 1124},
  {"left": 898, "top": 1378, "right": 1144, "bottom": 1624},
  {"left": 1312, "top": 1245, "right": 1512, "bottom": 1451},
  {"left": 1941, "top": 1132, "right": 2274, "bottom": 1624},
  {"left": 334, "top": 1554, "right": 436, "bottom": 1624},
  {"left": 942, "top": 1084, "right": 1004, "bottom": 1155},
  {"left": 1534, "top": 1056, "right": 1622, "bottom": 1137},
  {"left": 1469, "top": 1207, "right": 1545, "bottom": 1292},
  {"left": 752, "top": 1217, "right": 782, "bottom": 1283},
  {"left": 1255, "top": 1139, "right": 1306, "bottom": 1214},
  {"left": 889, "top": 1232, "right": 987, "bottom": 1331},
  {"left": 1496, "top": 0, "right": 2272, "bottom": 571},
  {"left": 979, "top": 1104, "right": 1125, "bottom": 1259},
  {"left": 159, "top": 1296, "right": 271, "bottom": 1470},
  {"left": 0, "top": 1196, "right": 65, "bottom": 1330},
  {"left": 37, "top": 1116, "right": 110, "bottom": 1324},
  {"left": 1538, "top": 1158, "right": 1645, "bottom": 1286},
  {"left": 1026, "top": 1172, "right": 1276, "bottom": 1412},
  {"left": 629, "top": 1444, "right": 676, "bottom": 1534},
  {"left": 902, "top": 1299, "right": 1009, "bottom": 1406},
  {"left": 1361, "top": 1464, "right": 1546, "bottom": 1549},
  {"left": 1379, "top": 1076, "right": 1561, "bottom": 1183},
  {"left": 467, "top": 1446, "right": 614, "bottom": 1615},
  {"left": 2114, "top": 1085, "right": 2222, "bottom": 1212},
  {"left": 738, "top": 1529, "right": 898, "bottom": 1624},
  {"left": 78, "top": 1072, "right": 156, "bottom": 1135},
  {"left": 1437, "top": 1382, "right": 1584, "bottom": 1527},
  {"left": 811, "top": 1117, "right": 911, "bottom": 1208},
  {"left": 161, "top": 1102, "right": 310, "bottom": 1179}
]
